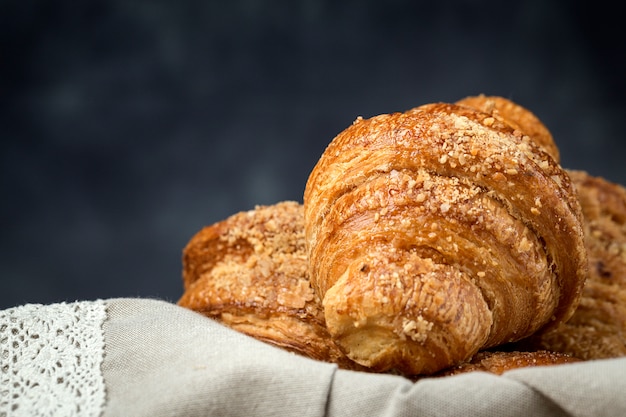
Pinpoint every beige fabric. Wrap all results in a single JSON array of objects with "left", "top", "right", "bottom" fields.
[
  {"left": 101, "top": 298, "right": 335, "bottom": 417},
  {"left": 3, "top": 298, "right": 626, "bottom": 416},
  {"left": 101, "top": 298, "right": 626, "bottom": 417}
]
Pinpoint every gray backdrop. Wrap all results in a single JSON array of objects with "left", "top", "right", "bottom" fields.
[{"left": 2, "top": 0, "right": 624, "bottom": 308}]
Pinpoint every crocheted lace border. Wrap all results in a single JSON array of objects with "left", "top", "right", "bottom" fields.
[{"left": 1, "top": 300, "right": 107, "bottom": 417}]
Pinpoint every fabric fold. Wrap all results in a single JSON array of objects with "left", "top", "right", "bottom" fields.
[
  {"left": 504, "top": 357, "right": 626, "bottom": 417},
  {"left": 101, "top": 298, "right": 336, "bottom": 417},
  {"left": 328, "top": 368, "right": 570, "bottom": 417}
]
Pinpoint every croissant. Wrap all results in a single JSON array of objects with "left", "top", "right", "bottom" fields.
[
  {"left": 516, "top": 170, "right": 626, "bottom": 359},
  {"left": 178, "top": 201, "right": 363, "bottom": 370},
  {"left": 303, "top": 100, "right": 588, "bottom": 375}
]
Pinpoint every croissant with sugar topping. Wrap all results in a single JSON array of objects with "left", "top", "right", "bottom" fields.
[
  {"left": 178, "top": 201, "right": 364, "bottom": 370},
  {"left": 303, "top": 99, "right": 588, "bottom": 375}
]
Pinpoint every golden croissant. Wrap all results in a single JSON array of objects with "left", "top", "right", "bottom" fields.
[{"left": 303, "top": 99, "right": 588, "bottom": 375}]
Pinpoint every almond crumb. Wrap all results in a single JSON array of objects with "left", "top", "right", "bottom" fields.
[{"left": 492, "top": 172, "right": 506, "bottom": 182}]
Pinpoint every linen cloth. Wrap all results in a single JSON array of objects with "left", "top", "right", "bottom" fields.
[{"left": 2, "top": 297, "right": 625, "bottom": 417}]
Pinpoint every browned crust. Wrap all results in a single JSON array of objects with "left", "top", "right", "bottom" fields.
[
  {"left": 456, "top": 94, "right": 559, "bottom": 163},
  {"left": 435, "top": 350, "right": 580, "bottom": 376}
]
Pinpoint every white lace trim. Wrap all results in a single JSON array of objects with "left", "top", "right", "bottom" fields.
[{"left": 1, "top": 300, "right": 107, "bottom": 417}]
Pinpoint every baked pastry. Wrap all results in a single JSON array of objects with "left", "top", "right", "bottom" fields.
[
  {"left": 178, "top": 201, "right": 363, "bottom": 370},
  {"left": 303, "top": 101, "right": 587, "bottom": 375},
  {"left": 456, "top": 95, "right": 560, "bottom": 163},
  {"left": 517, "top": 170, "right": 626, "bottom": 359},
  {"left": 435, "top": 350, "right": 580, "bottom": 376}
]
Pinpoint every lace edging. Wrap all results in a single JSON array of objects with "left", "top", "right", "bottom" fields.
[{"left": 1, "top": 300, "right": 107, "bottom": 417}]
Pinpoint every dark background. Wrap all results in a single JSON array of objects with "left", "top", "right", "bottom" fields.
[{"left": 2, "top": 0, "right": 624, "bottom": 309}]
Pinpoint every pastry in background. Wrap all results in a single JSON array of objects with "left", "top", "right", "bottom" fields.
[
  {"left": 517, "top": 170, "right": 626, "bottom": 359},
  {"left": 178, "top": 201, "right": 364, "bottom": 370},
  {"left": 435, "top": 350, "right": 580, "bottom": 377}
]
